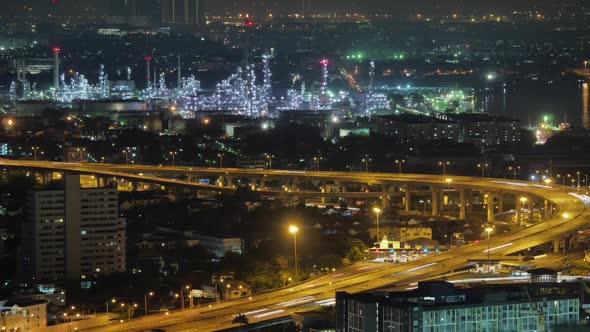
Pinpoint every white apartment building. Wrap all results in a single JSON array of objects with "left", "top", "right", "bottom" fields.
[
  {"left": 20, "top": 175, "right": 126, "bottom": 281},
  {"left": 0, "top": 299, "right": 47, "bottom": 331}
]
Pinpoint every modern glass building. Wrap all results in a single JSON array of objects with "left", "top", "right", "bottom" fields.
[{"left": 336, "top": 281, "right": 580, "bottom": 332}]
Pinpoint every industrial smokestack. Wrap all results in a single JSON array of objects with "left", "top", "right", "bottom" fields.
[
  {"left": 52, "top": 47, "right": 61, "bottom": 91},
  {"left": 145, "top": 56, "right": 153, "bottom": 89},
  {"left": 177, "top": 55, "right": 182, "bottom": 88}
]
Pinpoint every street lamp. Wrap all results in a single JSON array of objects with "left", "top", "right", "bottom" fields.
[
  {"left": 123, "top": 148, "right": 130, "bottom": 165},
  {"left": 31, "top": 146, "right": 39, "bottom": 161},
  {"left": 218, "top": 153, "right": 224, "bottom": 168},
  {"left": 289, "top": 225, "right": 299, "bottom": 277},
  {"left": 373, "top": 207, "right": 382, "bottom": 243},
  {"left": 485, "top": 226, "right": 493, "bottom": 269},
  {"left": 438, "top": 161, "right": 450, "bottom": 176},
  {"left": 325, "top": 267, "right": 336, "bottom": 285},
  {"left": 106, "top": 299, "right": 116, "bottom": 324},
  {"left": 362, "top": 156, "right": 371, "bottom": 173},
  {"left": 577, "top": 171, "right": 581, "bottom": 190},
  {"left": 313, "top": 156, "right": 322, "bottom": 172},
  {"left": 169, "top": 151, "right": 177, "bottom": 167},
  {"left": 266, "top": 154, "right": 274, "bottom": 169},
  {"left": 394, "top": 159, "right": 405, "bottom": 173},
  {"left": 544, "top": 178, "right": 552, "bottom": 186},
  {"left": 562, "top": 213, "right": 570, "bottom": 255},
  {"left": 477, "top": 163, "right": 488, "bottom": 178},
  {"left": 508, "top": 166, "right": 520, "bottom": 180},
  {"left": 144, "top": 292, "right": 153, "bottom": 316},
  {"left": 180, "top": 285, "right": 191, "bottom": 310}
]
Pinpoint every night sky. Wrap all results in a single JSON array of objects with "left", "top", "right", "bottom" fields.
[{"left": 3, "top": 0, "right": 584, "bottom": 16}]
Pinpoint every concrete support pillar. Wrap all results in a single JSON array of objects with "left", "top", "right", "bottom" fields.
[
  {"left": 553, "top": 240, "right": 560, "bottom": 253},
  {"left": 459, "top": 189, "right": 466, "bottom": 220},
  {"left": 381, "top": 196, "right": 388, "bottom": 208},
  {"left": 467, "top": 191, "right": 473, "bottom": 213},
  {"left": 544, "top": 200, "right": 550, "bottom": 218},
  {"left": 260, "top": 179, "right": 266, "bottom": 190},
  {"left": 250, "top": 178, "right": 257, "bottom": 190},
  {"left": 497, "top": 193, "right": 504, "bottom": 213},
  {"left": 133, "top": 181, "right": 139, "bottom": 191},
  {"left": 431, "top": 189, "right": 439, "bottom": 216},
  {"left": 516, "top": 196, "right": 523, "bottom": 226},
  {"left": 226, "top": 177, "right": 233, "bottom": 188},
  {"left": 320, "top": 182, "right": 327, "bottom": 205},
  {"left": 487, "top": 192, "right": 495, "bottom": 223},
  {"left": 404, "top": 187, "right": 411, "bottom": 212}
]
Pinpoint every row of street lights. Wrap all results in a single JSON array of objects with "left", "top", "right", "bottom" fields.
[{"left": 104, "top": 287, "right": 193, "bottom": 324}]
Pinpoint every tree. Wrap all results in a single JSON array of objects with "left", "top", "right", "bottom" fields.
[
  {"left": 346, "top": 245, "right": 367, "bottom": 263},
  {"left": 232, "top": 313, "right": 249, "bottom": 326},
  {"left": 346, "top": 238, "right": 369, "bottom": 263}
]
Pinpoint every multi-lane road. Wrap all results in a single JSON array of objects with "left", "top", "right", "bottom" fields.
[{"left": 2, "top": 160, "right": 590, "bottom": 331}]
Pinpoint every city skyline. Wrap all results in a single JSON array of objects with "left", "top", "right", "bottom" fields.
[
  {"left": 2, "top": 0, "right": 590, "bottom": 331},
  {"left": 4, "top": 0, "right": 586, "bottom": 16}
]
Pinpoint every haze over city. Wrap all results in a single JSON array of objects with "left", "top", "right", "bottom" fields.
[{"left": 1, "top": 0, "right": 590, "bottom": 331}]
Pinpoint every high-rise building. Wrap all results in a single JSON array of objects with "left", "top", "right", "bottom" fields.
[
  {"left": 161, "top": 0, "right": 204, "bottom": 25},
  {"left": 336, "top": 280, "right": 580, "bottom": 332},
  {"left": 19, "top": 175, "right": 126, "bottom": 281},
  {"left": 108, "top": 0, "right": 164, "bottom": 25}
]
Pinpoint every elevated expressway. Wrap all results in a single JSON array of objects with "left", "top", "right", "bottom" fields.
[{"left": 2, "top": 160, "right": 590, "bottom": 331}]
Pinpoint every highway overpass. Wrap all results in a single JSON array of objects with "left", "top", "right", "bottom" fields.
[
  {"left": 1, "top": 159, "right": 590, "bottom": 331},
  {"left": 1, "top": 160, "right": 560, "bottom": 221}
]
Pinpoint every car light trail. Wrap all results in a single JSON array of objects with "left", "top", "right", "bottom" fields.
[
  {"left": 273, "top": 170, "right": 307, "bottom": 174},
  {"left": 483, "top": 243, "right": 513, "bottom": 253},
  {"left": 315, "top": 298, "right": 336, "bottom": 306},
  {"left": 491, "top": 181, "right": 529, "bottom": 187},
  {"left": 242, "top": 309, "right": 268, "bottom": 316},
  {"left": 404, "top": 263, "right": 437, "bottom": 273},
  {"left": 254, "top": 309, "right": 285, "bottom": 319},
  {"left": 277, "top": 296, "right": 315, "bottom": 307}
]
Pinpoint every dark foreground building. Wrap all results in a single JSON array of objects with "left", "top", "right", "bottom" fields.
[{"left": 336, "top": 281, "right": 580, "bottom": 332}]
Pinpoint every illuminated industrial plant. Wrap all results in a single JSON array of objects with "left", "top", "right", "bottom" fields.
[{"left": 8, "top": 49, "right": 393, "bottom": 118}]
